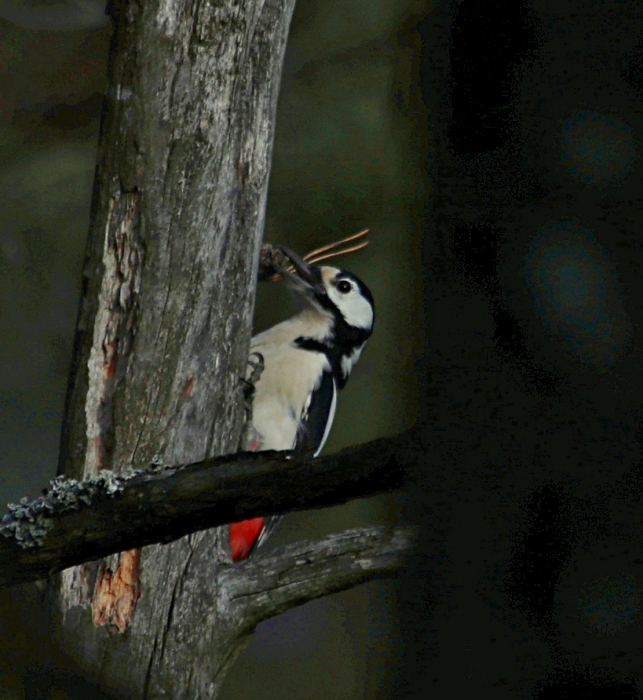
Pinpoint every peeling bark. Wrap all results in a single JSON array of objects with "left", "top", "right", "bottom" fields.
[{"left": 84, "top": 193, "right": 143, "bottom": 477}]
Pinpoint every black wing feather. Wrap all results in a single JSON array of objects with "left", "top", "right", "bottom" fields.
[{"left": 294, "top": 368, "right": 336, "bottom": 458}]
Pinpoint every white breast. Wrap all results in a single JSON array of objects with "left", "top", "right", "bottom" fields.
[{"left": 247, "top": 311, "right": 333, "bottom": 452}]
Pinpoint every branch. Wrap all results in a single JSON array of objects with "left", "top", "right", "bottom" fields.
[
  {"left": 0, "top": 430, "right": 413, "bottom": 588},
  {"left": 224, "top": 525, "right": 415, "bottom": 630}
]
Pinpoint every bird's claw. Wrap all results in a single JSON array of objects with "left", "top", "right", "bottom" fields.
[
  {"left": 239, "top": 352, "right": 265, "bottom": 450},
  {"left": 241, "top": 352, "right": 265, "bottom": 402}
]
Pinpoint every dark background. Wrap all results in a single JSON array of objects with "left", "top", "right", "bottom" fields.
[
  {"left": 2, "top": 0, "right": 643, "bottom": 698},
  {"left": 399, "top": 0, "right": 643, "bottom": 698}
]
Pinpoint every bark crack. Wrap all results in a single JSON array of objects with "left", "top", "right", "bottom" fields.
[
  {"left": 142, "top": 635, "right": 159, "bottom": 700},
  {"left": 158, "top": 573, "right": 182, "bottom": 662}
]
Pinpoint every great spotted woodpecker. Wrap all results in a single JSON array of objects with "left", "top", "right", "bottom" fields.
[{"left": 229, "top": 246, "right": 375, "bottom": 561}]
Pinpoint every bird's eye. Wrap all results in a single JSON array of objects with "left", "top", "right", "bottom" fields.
[{"left": 337, "top": 280, "right": 352, "bottom": 294}]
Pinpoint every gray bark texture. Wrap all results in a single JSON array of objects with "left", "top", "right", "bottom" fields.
[{"left": 49, "top": 0, "right": 299, "bottom": 697}]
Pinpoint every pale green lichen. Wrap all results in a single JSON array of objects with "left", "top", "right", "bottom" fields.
[{"left": 0, "top": 470, "right": 124, "bottom": 549}]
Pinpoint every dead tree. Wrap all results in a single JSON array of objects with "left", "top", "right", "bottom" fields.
[{"left": 43, "top": 1, "right": 408, "bottom": 698}]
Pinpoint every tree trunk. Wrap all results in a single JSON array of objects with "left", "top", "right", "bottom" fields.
[{"left": 48, "top": 0, "right": 296, "bottom": 697}]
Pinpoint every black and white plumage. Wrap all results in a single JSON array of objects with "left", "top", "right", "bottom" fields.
[{"left": 229, "top": 247, "right": 375, "bottom": 561}]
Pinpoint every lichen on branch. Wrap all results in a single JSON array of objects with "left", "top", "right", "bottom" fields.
[{"left": 0, "top": 470, "right": 124, "bottom": 549}]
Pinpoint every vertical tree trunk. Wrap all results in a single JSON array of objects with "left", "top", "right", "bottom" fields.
[{"left": 48, "top": 0, "right": 296, "bottom": 697}]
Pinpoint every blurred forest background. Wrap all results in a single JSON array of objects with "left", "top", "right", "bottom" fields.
[{"left": 0, "top": 0, "right": 427, "bottom": 698}]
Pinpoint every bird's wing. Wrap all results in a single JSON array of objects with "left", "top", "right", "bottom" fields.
[{"left": 294, "top": 368, "right": 337, "bottom": 458}]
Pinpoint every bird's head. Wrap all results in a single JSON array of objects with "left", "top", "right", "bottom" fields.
[{"left": 279, "top": 246, "right": 375, "bottom": 336}]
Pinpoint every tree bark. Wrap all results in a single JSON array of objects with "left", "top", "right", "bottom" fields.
[{"left": 49, "top": 0, "right": 297, "bottom": 697}]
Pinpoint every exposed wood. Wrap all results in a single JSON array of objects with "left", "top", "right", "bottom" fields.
[
  {"left": 91, "top": 548, "right": 142, "bottom": 631},
  {"left": 1, "top": 431, "right": 410, "bottom": 589}
]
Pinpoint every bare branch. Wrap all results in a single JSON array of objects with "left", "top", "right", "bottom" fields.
[
  {"left": 0, "top": 430, "right": 412, "bottom": 589},
  {"left": 224, "top": 526, "right": 415, "bottom": 631}
]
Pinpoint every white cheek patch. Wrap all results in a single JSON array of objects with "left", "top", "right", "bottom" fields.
[{"left": 328, "top": 286, "right": 374, "bottom": 330}]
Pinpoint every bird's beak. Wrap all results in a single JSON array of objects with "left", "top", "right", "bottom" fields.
[{"left": 278, "top": 246, "right": 326, "bottom": 296}]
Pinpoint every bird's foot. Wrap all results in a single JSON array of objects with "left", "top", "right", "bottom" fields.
[
  {"left": 239, "top": 352, "right": 265, "bottom": 450},
  {"left": 243, "top": 352, "right": 265, "bottom": 399}
]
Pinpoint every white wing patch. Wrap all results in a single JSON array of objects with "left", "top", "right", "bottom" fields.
[{"left": 315, "top": 378, "right": 337, "bottom": 456}]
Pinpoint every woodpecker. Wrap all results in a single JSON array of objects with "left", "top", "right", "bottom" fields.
[{"left": 229, "top": 246, "right": 375, "bottom": 561}]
